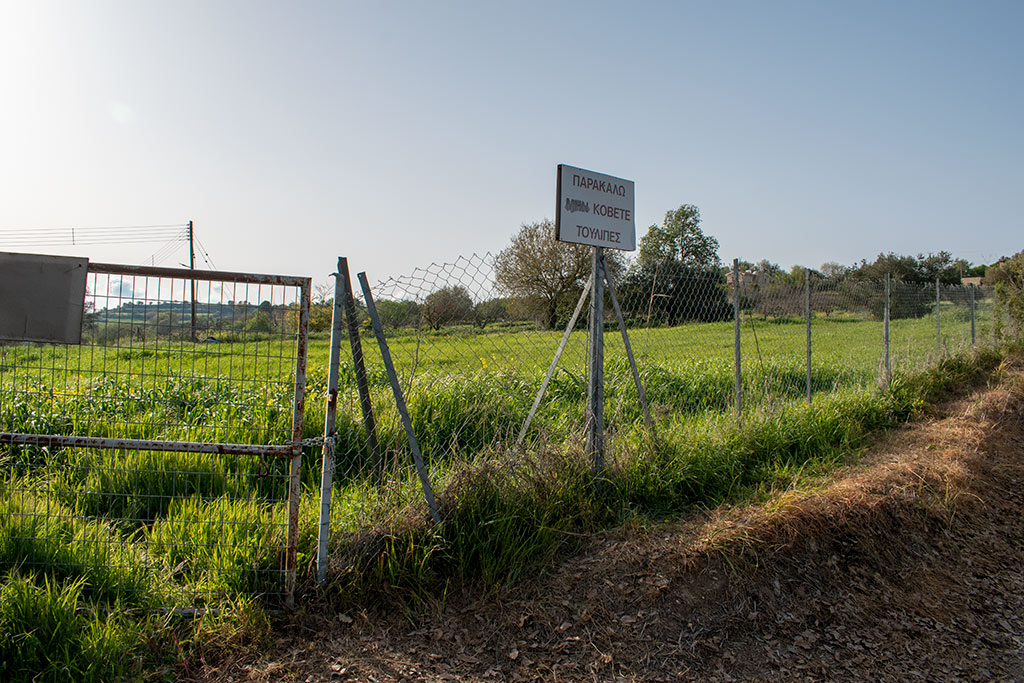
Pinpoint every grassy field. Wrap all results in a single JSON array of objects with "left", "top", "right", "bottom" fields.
[{"left": 0, "top": 297, "right": 999, "bottom": 680}]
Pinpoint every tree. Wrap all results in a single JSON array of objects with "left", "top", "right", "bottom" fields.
[
  {"left": 474, "top": 298, "right": 508, "bottom": 328},
  {"left": 637, "top": 205, "right": 720, "bottom": 270},
  {"left": 421, "top": 286, "right": 474, "bottom": 330},
  {"left": 308, "top": 282, "right": 334, "bottom": 333},
  {"left": 494, "top": 220, "right": 623, "bottom": 330},
  {"left": 988, "top": 251, "right": 1024, "bottom": 339},
  {"left": 376, "top": 299, "right": 419, "bottom": 329},
  {"left": 849, "top": 251, "right": 962, "bottom": 285},
  {"left": 619, "top": 261, "right": 732, "bottom": 325},
  {"left": 819, "top": 262, "right": 850, "bottom": 280},
  {"left": 621, "top": 205, "right": 730, "bottom": 325}
]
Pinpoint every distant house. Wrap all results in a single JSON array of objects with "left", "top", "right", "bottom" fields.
[
  {"left": 726, "top": 270, "right": 769, "bottom": 287},
  {"left": 961, "top": 276, "right": 985, "bottom": 287}
]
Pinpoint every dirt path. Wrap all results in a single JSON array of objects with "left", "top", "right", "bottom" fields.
[{"left": 214, "top": 364, "right": 1024, "bottom": 682}]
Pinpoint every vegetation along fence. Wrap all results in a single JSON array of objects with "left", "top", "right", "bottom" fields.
[
  {"left": 351, "top": 254, "right": 993, "bottom": 453},
  {"left": 308, "top": 253, "right": 998, "bottom": 580},
  {"left": 0, "top": 259, "right": 311, "bottom": 607},
  {"left": 1, "top": 248, "right": 1003, "bottom": 608}
]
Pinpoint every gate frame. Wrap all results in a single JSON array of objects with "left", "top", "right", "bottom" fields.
[{"left": 0, "top": 261, "right": 311, "bottom": 606}]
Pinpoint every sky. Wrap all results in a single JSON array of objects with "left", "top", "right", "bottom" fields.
[{"left": 1, "top": 1, "right": 1021, "bottom": 288}]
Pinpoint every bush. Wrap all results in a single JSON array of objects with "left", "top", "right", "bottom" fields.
[{"left": 988, "top": 251, "right": 1024, "bottom": 340}]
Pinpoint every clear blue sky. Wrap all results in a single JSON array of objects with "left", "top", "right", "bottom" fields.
[{"left": 2, "top": 1, "right": 1020, "bottom": 286}]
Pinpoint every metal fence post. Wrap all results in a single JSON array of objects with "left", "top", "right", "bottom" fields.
[
  {"left": 586, "top": 247, "right": 605, "bottom": 472},
  {"left": 805, "top": 269, "right": 812, "bottom": 403},
  {"left": 339, "top": 257, "right": 381, "bottom": 482},
  {"left": 285, "top": 277, "right": 311, "bottom": 608},
  {"left": 884, "top": 273, "right": 891, "bottom": 384},
  {"left": 518, "top": 275, "right": 591, "bottom": 446},
  {"left": 935, "top": 277, "right": 941, "bottom": 356},
  {"left": 970, "top": 283, "right": 976, "bottom": 347},
  {"left": 601, "top": 256, "right": 655, "bottom": 435},
  {"left": 316, "top": 264, "right": 347, "bottom": 586},
  {"left": 357, "top": 272, "right": 441, "bottom": 526},
  {"left": 733, "top": 259, "right": 742, "bottom": 418}
]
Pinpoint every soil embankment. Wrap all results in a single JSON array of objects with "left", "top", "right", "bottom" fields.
[{"left": 212, "top": 362, "right": 1024, "bottom": 682}]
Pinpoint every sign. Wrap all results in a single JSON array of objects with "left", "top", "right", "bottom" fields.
[
  {"left": 555, "top": 164, "right": 635, "bottom": 251},
  {"left": 0, "top": 252, "right": 89, "bottom": 344}
]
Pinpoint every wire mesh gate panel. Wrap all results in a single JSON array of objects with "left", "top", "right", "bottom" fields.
[{"left": 0, "top": 261, "right": 310, "bottom": 607}]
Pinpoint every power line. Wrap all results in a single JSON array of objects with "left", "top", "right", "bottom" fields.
[
  {"left": 148, "top": 236, "right": 188, "bottom": 266},
  {"left": 0, "top": 223, "right": 186, "bottom": 234},
  {"left": 0, "top": 224, "right": 188, "bottom": 248},
  {"left": 195, "top": 237, "right": 217, "bottom": 270}
]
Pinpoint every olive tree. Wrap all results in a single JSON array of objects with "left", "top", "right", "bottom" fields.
[
  {"left": 421, "top": 285, "right": 474, "bottom": 330},
  {"left": 494, "top": 220, "right": 623, "bottom": 330}
]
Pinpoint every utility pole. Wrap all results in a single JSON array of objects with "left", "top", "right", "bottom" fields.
[{"left": 188, "top": 220, "right": 197, "bottom": 342}]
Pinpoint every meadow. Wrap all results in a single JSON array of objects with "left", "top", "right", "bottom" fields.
[{"left": 0, "top": 295, "right": 998, "bottom": 680}]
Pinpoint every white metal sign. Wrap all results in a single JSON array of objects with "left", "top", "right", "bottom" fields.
[{"left": 555, "top": 164, "right": 636, "bottom": 251}]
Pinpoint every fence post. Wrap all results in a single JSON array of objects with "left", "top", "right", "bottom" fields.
[
  {"left": 601, "top": 256, "right": 655, "bottom": 435},
  {"left": 285, "top": 277, "right": 311, "bottom": 608},
  {"left": 518, "top": 275, "right": 591, "bottom": 446},
  {"left": 805, "top": 269, "right": 812, "bottom": 403},
  {"left": 884, "top": 273, "right": 891, "bottom": 384},
  {"left": 316, "top": 263, "right": 347, "bottom": 585},
  {"left": 936, "top": 277, "right": 941, "bottom": 356},
  {"left": 357, "top": 272, "right": 441, "bottom": 526},
  {"left": 970, "top": 283, "right": 976, "bottom": 347},
  {"left": 339, "top": 257, "right": 381, "bottom": 482},
  {"left": 187, "top": 220, "right": 197, "bottom": 341},
  {"left": 586, "top": 247, "right": 605, "bottom": 473},
  {"left": 733, "top": 259, "right": 742, "bottom": 418}
]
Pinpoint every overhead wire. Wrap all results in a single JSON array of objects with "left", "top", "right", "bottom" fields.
[
  {"left": 0, "top": 221, "right": 219, "bottom": 272},
  {"left": 194, "top": 237, "right": 217, "bottom": 270},
  {"left": 148, "top": 236, "right": 188, "bottom": 266},
  {"left": 0, "top": 224, "right": 188, "bottom": 248}
]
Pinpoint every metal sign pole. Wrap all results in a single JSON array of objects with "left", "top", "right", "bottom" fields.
[{"left": 586, "top": 247, "right": 605, "bottom": 472}]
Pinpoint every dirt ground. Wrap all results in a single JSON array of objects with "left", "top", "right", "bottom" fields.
[{"left": 204, "top": 362, "right": 1024, "bottom": 682}]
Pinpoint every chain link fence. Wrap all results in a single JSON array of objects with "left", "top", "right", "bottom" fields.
[
  {"left": 328, "top": 254, "right": 995, "bottom": 473},
  {"left": 1, "top": 260, "right": 310, "bottom": 607},
  {"left": 1, "top": 249, "right": 1001, "bottom": 607},
  {"left": 311, "top": 254, "right": 1002, "bottom": 584}
]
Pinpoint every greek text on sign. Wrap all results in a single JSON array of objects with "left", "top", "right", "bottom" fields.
[{"left": 556, "top": 164, "right": 636, "bottom": 251}]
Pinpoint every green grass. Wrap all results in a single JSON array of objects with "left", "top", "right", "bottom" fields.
[
  {"left": 0, "top": 298, "right": 1006, "bottom": 678},
  {"left": 318, "top": 346, "right": 1004, "bottom": 607}
]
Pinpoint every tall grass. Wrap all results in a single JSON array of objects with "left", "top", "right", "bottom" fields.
[
  {"left": 316, "top": 347, "right": 1003, "bottom": 604},
  {"left": 0, "top": 298, "right": 1004, "bottom": 678}
]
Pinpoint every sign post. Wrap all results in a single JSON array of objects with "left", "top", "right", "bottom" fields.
[{"left": 555, "top": 165, "right": 637, "bottom": 472}]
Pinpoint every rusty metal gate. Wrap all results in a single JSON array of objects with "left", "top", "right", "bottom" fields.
[{"left": 0, "top": 258, "right": 310, "bottom": 607}]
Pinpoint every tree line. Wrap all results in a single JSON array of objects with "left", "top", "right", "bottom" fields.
[{"left": 309, "top": 205, "right": 1010, "bottom": 333}]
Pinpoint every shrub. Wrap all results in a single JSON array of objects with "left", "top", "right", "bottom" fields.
[{"left": 988, "top": 251, "right": 1024, "bottom": 340}]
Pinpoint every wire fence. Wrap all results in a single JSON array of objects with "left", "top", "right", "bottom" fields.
[
  {"left": 0, "top": 248, "right": 1004, "bottom": 609},
  {"left": 1, "top": 260, "right": 310, "bottom": 608},
  {"left": 306, "top": 254, "right": 997, "bottom": 584},
  {"left": 347, "top": 254, "right": 994, "bottom": 461}
]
